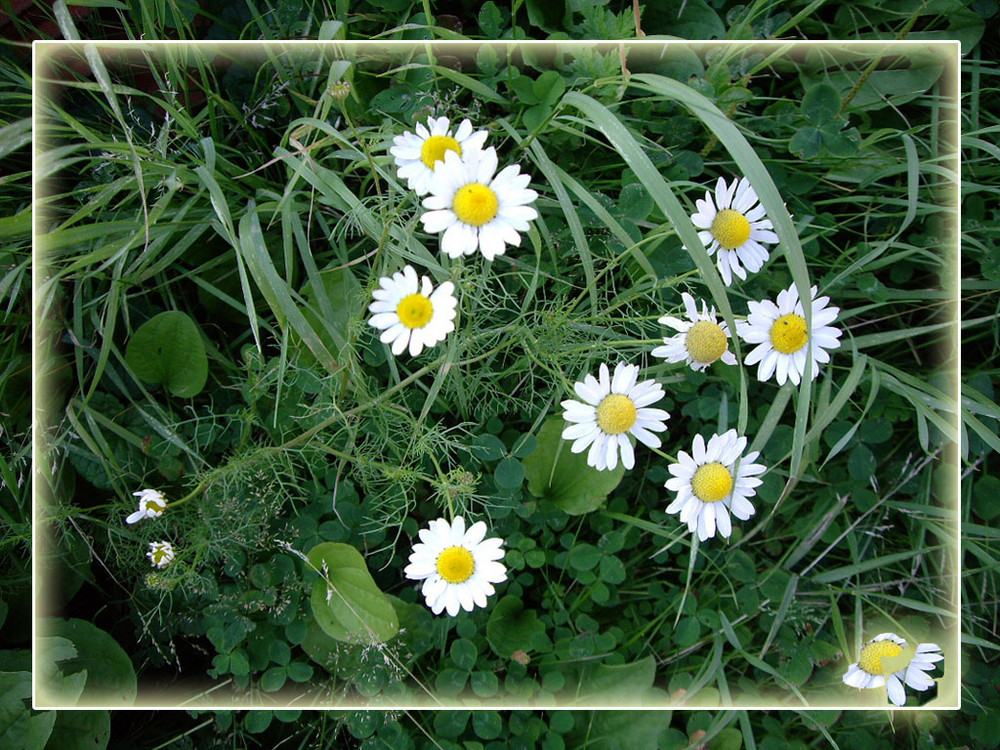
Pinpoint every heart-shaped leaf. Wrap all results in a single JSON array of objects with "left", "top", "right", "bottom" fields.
[
  {"left": 522, "top": 417, "right": 625, "bottom": 515},
  {"left": 124, "top": 311, "right": 208, "bottom": 398}
]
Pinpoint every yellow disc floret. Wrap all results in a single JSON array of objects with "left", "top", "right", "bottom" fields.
[
  {"left": 595, "top": 394, "right": 638, "bottom": 435},
  {"left": 396, "top": 294, "right": 434, "bottom": 329},
  {"left": 436, "top": 546, "right": 475, "bottom": 584},
  {"left": 452, "top": 183, "right": 499, "bottom": 227},
  {"left": 691, "top": 462, "right": 734, "bottom": 503},
  {"left": 711, "top": 208, "right": 752, "bottom": 250},
  {"left": 770, "top": 313, "right": 809, "bottom": 354},
  {"left": 685, "top": 320, "right": 728, "bottom": 364},
  {"left": 420, "top": 135, "right": 462, "bottom": 169},
  {"left": 858, "top": 639, "right": 903, "bottom": 676}
]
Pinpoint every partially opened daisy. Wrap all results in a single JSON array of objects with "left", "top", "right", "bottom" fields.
[
  {"left": 146, "top": 541, "right": 175, "bottom": 569},
  {"left": 651, "top": 292, "right": 738, "bottom": 372},
  {"left": 126, "top": 488, "right": 167, "bottom": 524},
  {"left": 665, "top": 429, "right": 766, "bottom": 542},
  {"left": 843, "top": 633, "right": 944, "bottom": 706},
  {"left": 390, "top": 116, "right": 488, "bottom": 196},
  {"left": 738, "top": 283, "right": 842, "bottom": 386},
  {"left": 368, "top": 264, "right": 457, "bottom": 357},
  {"left": 691, "top": 176, "right": 779, "bottom": 285},
  {"left": 420, "top": 147, "right": 538, "bottom": 261},
  {"left": 404, "top": 516, "right": 507, "bottom": 617},
  {"left": 561, "top": 362, "right": 669, "bottom": 472}
]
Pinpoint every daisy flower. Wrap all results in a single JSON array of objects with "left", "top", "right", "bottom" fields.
[
  {"left": 843, "top": 633, "right": 944, "bottom": 706},
  {"left": 126, "top": 488, "right": 167, "bottom": 524},
  {"left": 664, "top": 429, "right": 766, "bottom": 542},
  {"left": 368, "top": 264, "right": 458, "bottom": 357},
  {"left": 651, "top": 292, "right": 738, "bottom": 372},
  {"left": 390, "top": 116, "right": 488, "bottom": 196},
  {"left": 420, "top": 147, "right": 538, "bottom": 261},
  {"left": 738, "top": 283, "right": 842, "bottom": 386},
  {"left": 146, "top": 541, "right": 175, "bottom": 569},
  {"left": 691, "top": 176, "right": 779, "bottom": 285},
  {"left": 404, "top": 516, "right": 507, "bottom": 617},
  {"left": 561, "top": 362, "right": 670, "bottom": 472}
]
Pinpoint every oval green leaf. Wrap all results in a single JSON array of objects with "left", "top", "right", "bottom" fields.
[
  {"left": 522, "top": 417, "right": 625, "bottom": 514},
  {"left": 124, "top": 310, "right": 208, "bottom": 398},
  {"left": 802, "top": 82, "right": 842, "bottom": 126},
  {"left": 307, "top": 542, "right": 399, "bottom": 645}
]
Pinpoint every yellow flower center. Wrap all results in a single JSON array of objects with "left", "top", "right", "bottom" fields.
[
  {"left": 436, "top": 546, "right": 475, "bottom": 584},
  {"left": 595, "top": 393, "right": 638, "bottom": 435},
  {"left": 691, "top": 462, "right": 733, "bottom": 503},
  {"left": 452, "top": 183, "right": 499, "bottom": 227},
  {"left": 420, "top": 135, "right": 462, "bottom": 169},
  {"left": 685, "top": 320, "right": 728, "bottom": 364},
  {"left": 711, "top": 208, "right": 752, "bottom": 250},
  {"left": 396, "top": 293, "right": 434, "bottom": 329},
  {"left": 770, "top": 313, "right": 809, "bottom": 354},
  {"left": 858, "top": 640, "right": 903, "bottom": 676},
  {"left": 148, "top": 498, "right": 165, "bottom": 514}
]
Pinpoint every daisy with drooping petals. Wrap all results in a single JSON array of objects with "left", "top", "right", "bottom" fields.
[
  {"left": 691, "top": 176, "right": 779, "bottom": 285},
  {"left": 126, "top": 488, "right": 167, "bottom": 524},
  {"left": 404, "top": 516, "right": 507, "bottom": 617},
  {"left": 561, "top": 362, "right": 670, "bottom": 472},
  {"left": 664, "top": 429, "right": 766, "bottom": 542},
  {"left": 738, "top": 283, "right": 842, "bottom": 386},
  {"left": 368, "top": 265, "right": 458, "bottom": 357},
  {"left": 146, "top": 541, "right": 175, "bottom": 569},
  {"left": 420, "top": 147, "right": 538, "bottom": 261},
  {"left": 390, "top": 116, "right": 489, "bottom": 196},
  {"left": 651, "top": 292, "right": 738, "bottom": 372},
  {"left": 843, "top": 633, "right": 943, "bottom": 706}
]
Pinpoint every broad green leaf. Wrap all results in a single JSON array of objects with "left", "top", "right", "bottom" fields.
[
  {"left": 708, "top": 727, "right": 743, "bottom": 750},
  {"left": 802, "top": 83, "right": 842, "bottom": 126},
  {"left": 44, "top": 709, "right": 110, "bottom": 750},
  {"left": 478, "top": 2, "right": 504, "bottom": 37},
  {"left": 308, "top": 542, "right": 399, "bottom": 645},
  {"left": 44, "top": 619, "right": 137, "bottom": 706},
  {"left": 494, "top": 456, "right": 525, "bottom": 490},
  {"left": 0, "top": 672, "right": 56, "bottom": 749},
  {"left": 973, "top": 475, "right": 1000, "bottom": 521},
  {"left": 35, "top": 637, "right": 87, "bottom": 706},
  {"left": 562, "top": 657, "right": 663, "bottom": 706},
  {"left": 566, "top": 710, "right": 669, "bottom": 750},
  {"left": 522, "top": 417, "right": 625, "bottom": 515},
  {"left": 486, "top": 596, "right": 547, "bottom": 660},
  {"left": 534, "top": 70, "right": 566, "bottom": 105},
  {"left": 802, "top": 51, "right": 945, "bottom": 112},
  {"left": 124, "top": 311, "right": 208, "bottom": 398},
  {"left": 789, "top": 126, "right": 823, "bottom": 159}
]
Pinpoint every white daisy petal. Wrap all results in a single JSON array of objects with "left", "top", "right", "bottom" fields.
[{"left": 886, "top": 674, "right": 906, "bottom": 706}]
